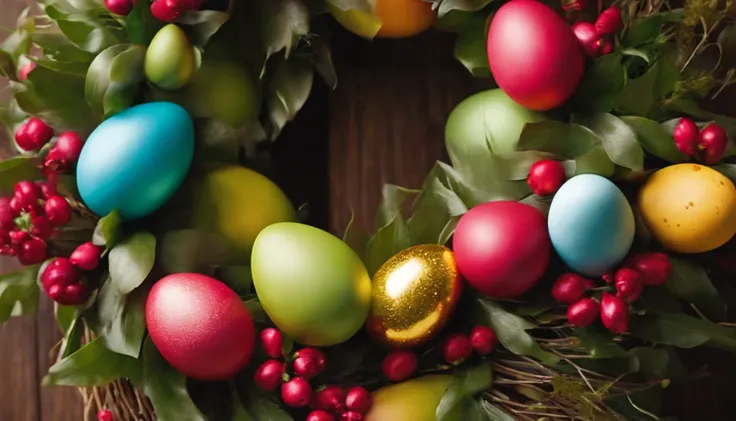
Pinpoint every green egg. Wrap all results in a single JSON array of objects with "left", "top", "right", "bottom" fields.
[
  {"left": 251, "top": 222, "right": 372, "bottom": 346},
  {"left": 144, "top": 24, "right": 196, "bottom": 91}
]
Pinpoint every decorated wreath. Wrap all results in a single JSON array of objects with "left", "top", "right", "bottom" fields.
[{"left": 2, "top": 0, "right": 736, "bottom": 420}]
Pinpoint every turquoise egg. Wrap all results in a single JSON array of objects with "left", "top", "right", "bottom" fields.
[
  {"left": 76, "top": 102, "right": 194, "bottom": 220},
  {"left": 547, "top": 174, "right": 635, "bottom": 277}
]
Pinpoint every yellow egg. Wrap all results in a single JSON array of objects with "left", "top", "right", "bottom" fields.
[
  {"left": 367, "top": 244, "right": 462, "bottom": 349},
  {"left": 637, "top": 164, "right": 736, "bottom": 253},
  {"left": 366, "top": 375, "right": 454, "bottom": 421}
]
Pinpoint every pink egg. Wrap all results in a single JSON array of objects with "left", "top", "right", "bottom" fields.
[
  {"left": 453, "top": 201, "right": 551, "bottom": 298},
  {"left": 145, "top": 273, "right": 255, "bottom": 381},
  {"left": 487, "top": 0, "right": 585, "bottom": 111}
]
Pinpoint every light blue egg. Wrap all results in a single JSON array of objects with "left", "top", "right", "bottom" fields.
[
  {"left": 547, "top": 174, "right": 635, "bottom": 277},
  {"left": 76, "top": 102, "right": 195, "bottom": 221}
]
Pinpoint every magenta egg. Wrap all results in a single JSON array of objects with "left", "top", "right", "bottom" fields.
[
  {"left": 487, "top": 0, "right": 585, "bottom": 111},
  {"left": 453, "top": 201, "right": 551, "bottom": 298}
]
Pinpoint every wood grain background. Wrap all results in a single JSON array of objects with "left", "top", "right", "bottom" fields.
[{"left": 2, "top": 1, "right": 736, "bottom": 419}]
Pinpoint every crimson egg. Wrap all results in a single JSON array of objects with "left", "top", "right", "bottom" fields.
[
  {"left": 486, "top": 0, "right": 585, "bottom": 110},
  {"left": 145, "top": 273, "right": 255, "bottom": 381},
  {"left": 452, "top": 201, "right": 551, "bottom": 298}
]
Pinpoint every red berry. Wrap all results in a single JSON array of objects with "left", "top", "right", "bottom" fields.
[
  {"left": 29, "top": 215, "right": 54, "bottom": 240},
  {"left": 18, "top": 62, "right": 36, "bottom": 81},
  {"left": 14, "top": 180, "right": 41, "bottom": 210},
  {"left": 0, "top": 196, "right": 17, "bottom": 229},
  {"left": 551, "top": 273, "right": 587, "bottom": 304},
  {"left": 469, "top": 325, "right": 497, "bottom": 355},
  {"left": 307, "top": 410, "right": 335, "bottom": 421},
  {"left": 572, "top": 22, "right": 603, "bottom": 58},
  {"left": 341, "top": 412, "right": 363, "bottom": 421},
  {"left": 54, "top": 132, "right": 84, "bottom": 163},
  {"left": 698, "top": 123, "right": 728, "bottom": 165},
  {"left": 566, "top": 298, "right": 600, "bottom": 327},
  {"left": 583, "top": 279, "right": 597, "bottom": 290},
  {"left": 561, "top": 0, "right": 587, "bottom": 12},
  {"left": 36, "top": 181, "right": 57, "bottom": 199},
  {"left": 259, "top": 327, "right": 283, "bottom": 358},
  {"left": 599, "top": 39, "right": 614, "bottom": 56},
  {"left": 294, "top": 347, "right": 326, "bottom": 375},
  {"left": 600, "top": 293, "right": 629, "bottom": 334},
  {"left": 613, "top": 268, "right": 643, "bottom": 302},
  {"left": 43, "top": 146, "right": 69, "bottom": 175},
  {"left": 44, "top": 196, "right": 72, "bottom": 226},
  {"left": 623, "top": 252, "right": 672, "bottom": 286},
  {"left": 150, "top": 0, "right": 182, "bottom": 22},
  {"left": 673, "top": 117, "right": 700, "bottom": 157},
  {"left": 105, "top": 0, "right": 133, "bottom": 15},
  {"left": 254, "top": 360, "right": 284, "bottom": 392},
  {"left": 281, "top": 377, "right": 313, "bottom": 408},
  {"left": 345, "top": 386, "right": 372, "bottom": 414},
  {"left": 381, "top": 351, "right": 417, "bottom": 382},
  {"left": 97, "top": 410, "right": 114, "bottom": 421},
  {"left": 61, "top": 283, "right": 89, "bottom": 306},
  {"left": 443, "top": 333, "right": 473, "bottom": 364},
  {"left": 17, "top": 237, "right": 47, "bottom": 265},
  {"left": 9, "top": 229, "right": 28, "bottom": 245},
  {"left": 527, "top": 159, "right": 566, "bottom": 196},
  {"left": 15, "top": 117, "right": 54, "bottom": 151},
  {"left": 69, "top": 242, "right": 105, "bottom": 271},
  {"left": 179, "top": 0, "right": 205, "bottom": 10},
  {"left": 312, "top": 385, "right": 346, "bottom": 413},
  {"left": 40, "top": 257, "right": 79, "bottom": 291},
  {"left": 595, "top": 6, "right": 623, "bottom": 35},
  {"left": 9, "top": 197, "right": 22, "bottom": 214},
  {"left": 293, "top": 347, "right": 326, "bottom": 379}
]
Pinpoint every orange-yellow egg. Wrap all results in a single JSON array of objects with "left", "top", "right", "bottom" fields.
[
  {"left": 329, "top": 0, "right": 436, "bottom": 39},
  {"left": 637, "top": 164, "right": 736, "bottom": 253}
]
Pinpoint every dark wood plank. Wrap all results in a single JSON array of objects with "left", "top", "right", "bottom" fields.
[{"left": 328, "top": 28, "right": 736, "bottom": 420}]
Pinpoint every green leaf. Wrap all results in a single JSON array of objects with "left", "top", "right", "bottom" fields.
[
  {"left": 573, "top": 113, "right": 644, "bottom": 171},
  {"left": 265, "top": 53, "right": 314, "bottom": 140},
  {"left": 620, "top": 47, "right": 650, "bottom": 63},
  {"left": 668, "top": 257, "right": 725, "bottom": 321},
  {"left": 259, "top": 0, "right": 310, "bottom": 58},
  {"left": 59, "top": 315, "right": 83, "bottom": 359},
  {"left": 615, "top": 62, "right": 661, "bottom": 117},
  {"left": 85, "top": 44, "right": 146, "bottom": 117},
  {"left": 479, "top": 400, "right": 515, "bottom": 421},
  {"left": 32, "top": 27, "right": 96, "bottom": 63},
  {"left": 475, "top": 298, "right": 559, "bottom": 365},
  {"left": 0, "top": 49, "right": 16, "bottom": 80},
  {"left": 436, "top": 364, "right": 493, "bottom": 421},
  {"left": 43, "top": 338, "right": 141, "bottom": 386},
  {"left": 517, "top": 121, "right": 599, "bottom": 158},
  {"left": 572, "top": 53, "right": 626, "bottom": 113},
  {"left": 572, "top": 145, "right": 616, "bottom": 177},
  {"left": 108, "top": 231, "right": 156, "bottom": 294},
  {"left": 342, "top": 209, "right": 368, "bottom": 261},
  {"left": 45, "top": 5, "right": 124, "bottom": 54},
  {"left": 624, "top": 11, "right": 683, "bottom": 46},
  {"left": 453, "top": 14, "right": 491, "bottom": 77},
  {"left": 365, "top": 185, "right": 416, "bottom": 275},
  {"left": 157, "top": 229, "right": 233, "bottom": 275},
  {"left": 408, "top": 162, "right": 469, "bottom": 245},
  {"left": 97, "top": 279, "right": 147, "bottom": 358},
  {"left": 0, "top": 265, "right": 40, "bottom": 322},
  {"left": 621, "top": 117, "right": 687, "bottom": 163},
  {"left": 718, "top": 23, "right": 736, "bottom": 68},
  {"left": 125, "top": 0, "right": 164, "bottom": 45},
  {"left": 1, "top": 27, "right": 32, "bottom": 65},
  {"left": 311, "top": 37, "right": 338, "bottom": 90},
  {"left": 92, "top": 210, "right": 122, "bottom": 247},
  {"left": 0, "top": 156, "right": 43, "bottom": 195},
  {"left": 630, "top": 312, "right": 736, "bottom": 350},
  {"left": 141, "top": 338, "right": 207, "bottom": 421},
  {"left": 437, "top": 0, "right": 494, "bottom": 17},
  {"left": 575, "top": 326, "right": 627, "bottom": 358},
  {"left": 55, "top": 303, "right": 78, "bottom": 333},
  {"left": 180, "top": 8, "right": 232, "bottom": 47},
  {"left": 243, "top": 390, "right": 294, "bottom": 421}
]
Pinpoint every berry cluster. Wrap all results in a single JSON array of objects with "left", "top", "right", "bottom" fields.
[
  {"left": 442, "top": 326, "right": 498, "bottom": 365},
  {"left": 572, "top": 6, "right": 622, "bottom": 59},
  {"left": 40, "top": 242, "right": 104, "bottom": 306},
  {"left": 104, "top": 0, "right": 204, "bottom": 22},
  {"left": 253, "top": 328, "right": 373, "bottom": 421},
  {"left": 673, "top": 118, "right": 729, "bottom": 165},
  {"left": 555, "top": 252, "right": 673, "bottom": 333},
  {"left": 527, "top": 159, "right": 566, "bottom": 196},
  {"left": 0, "top": 181, "right": 72, "bottom": 265},
  {"left": 14, "top": 117, "right": 84, "bottom": 177}
]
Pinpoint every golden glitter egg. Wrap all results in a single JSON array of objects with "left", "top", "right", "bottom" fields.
[{"left": 366, "top": 244, "right": 462, "bottom": 349}]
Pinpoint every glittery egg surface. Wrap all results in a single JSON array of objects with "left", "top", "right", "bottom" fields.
[{"left": 367, "top": 244, "right": 462, "bottom": 349}]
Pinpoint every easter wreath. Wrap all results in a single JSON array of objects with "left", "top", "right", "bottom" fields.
[{"left": 2, "top": 0, "right": 736, "bottom": 420}]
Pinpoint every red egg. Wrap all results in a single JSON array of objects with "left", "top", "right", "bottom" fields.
[
  {"left": 487, "top": 0, "right": 585, "bottom": 111},
  {"left": 145, "top": 273, "right": 256, "bottom": 381},
  {"left": 453, "top": 201, "right": 551, "bottom": 298}
]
